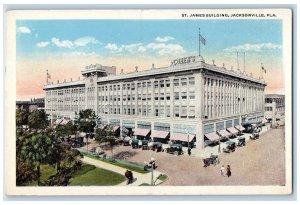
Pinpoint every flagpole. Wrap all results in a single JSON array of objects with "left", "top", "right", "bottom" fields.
[
  {"left": 243, "top": 52, "right": 246, "bottom": 74},
  {"left": 199, "top": 28, "right": 201, "bottom": 57},
  {"left": 261, "top": 63, "right": 263, "bottom": 79},
  {"left": 46, "top": 69, "right": 48, "bottom": 84}
]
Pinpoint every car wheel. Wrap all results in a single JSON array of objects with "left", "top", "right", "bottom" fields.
[{"left": 174, "top": 151, "right": 178, "bottom": 156}]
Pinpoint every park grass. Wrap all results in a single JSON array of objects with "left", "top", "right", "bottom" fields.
[
  {"left": 26, "top": 164, "right": 57, "bottom": 186},
  {"left": 81, "top": 152, "right": 148, "bottom": 174},
  {"left": 25, "top": 163, "right": 125, "bottom": 186},
  {"left": 69, "top": 164, "right": 125, "bottom": 186}
]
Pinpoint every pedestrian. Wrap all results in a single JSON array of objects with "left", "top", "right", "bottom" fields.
[
  {"left": 188, "top": 147, "right": 191, "bottom": 156},
  {"left": 220, "top": 165, "right": 225, "bottom": 177},
  {"left": 128, "top": 171, "right": 133, "bottom": 184},
  {"left": 125, "top": 170, "right": 130, "bottom": 184},
  {"left": 226, "top": 165, "right": 231, "bottom": 177}
]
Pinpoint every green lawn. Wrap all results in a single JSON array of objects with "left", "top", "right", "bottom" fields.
[
  {"left": 25, "top": 163, "right": 125, "bottom": 186},
  {"left": 81, "top": 152, "right": 148, "bottom": 174},
  {"left": 69, "top": 164, "right": 125, "bottom": 186}
]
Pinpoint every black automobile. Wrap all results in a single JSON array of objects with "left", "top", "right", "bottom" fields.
[
  {"left": 250, "top": 129, "right": 260, "bottom": 140},
  {"left": 141, "top": 140, "right": 149, "bottom": 150},
  {"left": 151, "top": 142, "right": 164, "bottom": 152},
  {"left": 223, "top": 141, "right": 236, "bottom": 153},
  {"left": 237, "top": 136, "right": 246, "bottom": 146},
  {"left": 131, "top": 139, "right": 139, "bottom": 149},
  {"left": 203, "top": 154, "right": 220, "bottom": 167},
  {"left": 166, "top": 144, "right": 183, "bottom": 156}
]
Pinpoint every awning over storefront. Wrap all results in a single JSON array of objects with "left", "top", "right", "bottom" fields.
[
  {"left": 152, "top": 130, "right": 170, "bottom": 139},
  {"left": 113, "top": 126, "right": 120, "bottom": 132},
  {"left": 204, "top": 132, "right": 220, "bottom": 141},
  {"left": 170, "top": 133, "right": 195, "bottom": 142},
  {"left": 134, "top": 128, "right": 150, "bottom": 137},
  {"left": 235, "top": 125, "right": 245, "bottom": 131},
  {"left": 217, "top": 129, "right": 231, "bottom": 138},
  {"left": 227, "top": 127, "right": 239, "bottom": 135},
  {"left": 53, "top": 119, "right": 63, "bottom": 125},
  {"left": 60, "top": 119, "right": 70, "bottom": 125}
]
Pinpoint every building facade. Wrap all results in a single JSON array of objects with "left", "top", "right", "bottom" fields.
[
  {"left": 44, "top": 56, "right": 266, "bottom": 151},
  {"left": 265, "top": 94, "right": 285, "bottom": 125}
]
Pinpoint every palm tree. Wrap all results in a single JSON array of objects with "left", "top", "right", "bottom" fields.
[
  {"left": 28, "top": 110, "right": 49, "bottom": 132},
  {"left": 20, "top": 133, "right": 55, "bottom": 185}
]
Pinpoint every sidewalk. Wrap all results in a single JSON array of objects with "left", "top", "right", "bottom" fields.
[{"left": 81, "top": 156, "right": 164, "bottom": 186}]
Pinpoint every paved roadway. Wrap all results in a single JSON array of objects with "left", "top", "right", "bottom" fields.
[{"left": 97, "top": 127, "right": 285, "bottom": 186}]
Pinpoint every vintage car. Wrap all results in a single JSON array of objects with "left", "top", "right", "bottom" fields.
[
  {"left": 250, "top": 129, "right": 260, "bottom": 140},
  {"left": 131, "top": 139, "right": 139, "bottom": 149},
  {"left": 203, "top": 154, "right": 220, "bottom": 167},
  {"left": 141, "top": 140, "right": 149, "bottom": 150},
  {"left": 223, "top": 141, "right": 236, "bottom": 153},
  {"left": 165, "top": 144, "right": 183, "bottom": 156},
  {"left": 123, "top": 136, "right": 131, "bottom": 146},
  {"left": 150, "top": 142, "right": 164, "bottom": 152},
  {"left": 237, "top": 136, "right": 246, "bottom": 146}
]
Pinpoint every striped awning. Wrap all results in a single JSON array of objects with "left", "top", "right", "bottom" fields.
[
  {"left": 235, "top": 125, "right": 245, "bottom": 131},
  {"left": 134, "top": 128, "right": 150, "bottom": 137},
  {"left": 152, "top": 130, "right": 170, "bottom": 139},
  {"left": 60, "top": 119, "right": 70, "bottom": 125},
  {"left": 113, "top": 126, "right": 120, "bottom": 132},
  {"left": 204, "top": 132, "right": 220, "bottom": 141},
  {"left": 171, "top": 133, "right": 195, "bottom": 142},
  {"left": 53, "top": 119, "right": 63, "bottom": 125},
  {"left": 217, "top": 129, "right": 231, "bottom": 138},
  {"left": 227, "top": 127, "right": 239, "bottom": 135}
]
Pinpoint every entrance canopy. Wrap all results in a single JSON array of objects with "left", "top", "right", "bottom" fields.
[
  {"left": 53, "top": 119, "right": 63, "bottom": 125},
  {"left": 170, "top": 133, "right": 195, "bottom": 142},
  {"left": 134, "top": 128, "right": 150, "bottom": 137},
  {"left": 113, "top": 126, "right": 120, "bottom": 132},
  {"left": 217, "top": 129, "right": 231, "bottom": 138},
  {"left": 152, "top": 130, "right": 170, "bottom": 139},
  {"left": 227, "top": 127, "right": 239, "bottom": 135},
  {"left": 60, "top": 119, "right": 70, "bottom": 125},
  {"left": 204, "top": 132, "right": 220, "bottom": 141},
  {"left": 235, "top": 125, "right": 245, "bottom": 131}
]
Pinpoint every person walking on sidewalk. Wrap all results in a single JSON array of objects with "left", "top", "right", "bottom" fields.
[
  {"left": 220, "top": 165, "right": 226, "bottom": 177},
  {"left": 226, "top": 165, "right": 232, "bottom": 177},
  {"left": 188, "top": 147, "right": 191, "bottom": 156}
]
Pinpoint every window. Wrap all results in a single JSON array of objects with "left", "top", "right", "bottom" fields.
[
  {"left": 166, "top": 80, "right": 170, "bottom": 87},
  {"left": 181, "top": 106, "right": 187, "bottom": 118},
  {"left": 142, "top": 82, "right": 147, "bottom": 87},
  {"left": 189, "top": 91, "right": 195, "bottom": 99},
  {"left": 189, "top": 77, "right": 195, "bottom": 85},
  {"left": 181, "top": 78, "right": 187, "bottom": 86},
  {"left": 181, "top": 92, "right": 187, "bottom": 100},
  {"left": 174, "top": 92, "right": 179, "bottom": 100},
  {"left": 174, "top": 79, "right": 179, "bottom": 86},
  {"left": 174, "top": 106, "right": 179, "bottom": 117},
  {"left": 154, "top": 81, "right": 159, "bottom": 88},
  {"left": 160, "top": 80, "right": 164, "bottom": 88},
  {"left": 155, "top": 106, "right": 159, "bottom": 116},
  {"left": 166, "top": 107, "right": 171, "bottom": 117},
  {"left": 189, "top": 106, "right": 195, "bottom": 118}
]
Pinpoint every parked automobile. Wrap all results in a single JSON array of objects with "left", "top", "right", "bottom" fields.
[
  {"left": 250, "top": 129, "right": 260, "bottom": 140},
  {"left": 131, "top": 139, "right": 139, "bottom": 149},
  {"left": 150, "top": 142, "right": 164, "bottom": 152},
  {"left": 223, "top": 141, "right": 236, "bottom": 153},
  {"left": 237, "top": 136, "right": 246, "bottom": 146},
  {"left": 203, "top": 154, "right": 220, "bottom": 167},
  {"left": 165, "top": 144, "right": 183, "bottom": 156},
  {"left": 142, "top": 140, "right": 149, "bottom": 150},
  {"left": 123, "top": 136, "right": 131, "bottom": 146}
]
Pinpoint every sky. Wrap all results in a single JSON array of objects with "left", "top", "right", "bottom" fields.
[{"left": 16, "top": 19, "right": 283, "bottom": 100}]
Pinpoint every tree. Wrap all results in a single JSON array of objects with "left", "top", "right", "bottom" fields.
[
  {"left": 28, "top": 110, "right": 49, "bottom": 131},
  {"left": 16, "top": 157, "right": 37, "bottom": 186},
  {"left": 75, "top": 109, "right": 97, "bottom": 133},
  {"left": 20, "top": 134, "right": 55, "bottom": 185},
  {"left": 96, "top": 124, "right": 119, "bottom": 160},
  {"left": 16, "top": 108, "right": 29, "bottom": 128},
  {"left": 55, "top": 123, "right": 76, "bottom": 139}
]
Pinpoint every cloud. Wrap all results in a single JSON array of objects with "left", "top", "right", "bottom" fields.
[
  {"left": 138, "top": 46, "right": 146, "bottom": 53},
  {"left": 146, "top": 43, "right": 185, "bottom": 56},
  {"left": 155, "top": 36, "right": 175, "bottom": 42},
  {"left": 36, "top": 41, "right": 49, "bottom": 48},
  {"left": 224, "top": 43, "right": 282, "bottom": 52},
  {"left": 18, "top": 26, "right": 31, "bottom": 33},
  {"left": 121, "top": 43, "right": 142, "bottom": 53},
  {"left": 105, "top": 43, "right": 119, "bottom": 51},
  {"left": 51, "top": 37, "right": 74, "bottom": 48},
  {"left": 74, "top": 37, "right": 100, "bottom": 46}
]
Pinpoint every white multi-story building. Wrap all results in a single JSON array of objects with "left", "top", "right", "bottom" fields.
[
  {"left": 265, "top": 94, "right": 285, "bottom": 125},
  {"left": 44, "top": 56, "right": 266, "bottom": 150}
]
